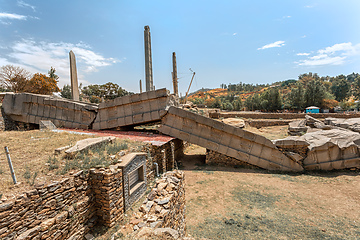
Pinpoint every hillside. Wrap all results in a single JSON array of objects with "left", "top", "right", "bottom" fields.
[{"left": 185, "top": 72, "right": 360, "bottom": 112}]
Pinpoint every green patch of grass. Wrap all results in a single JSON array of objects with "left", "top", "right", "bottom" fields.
[
  {"left": 59, "top": 140, "right": 133, "bottom": 175},
  {"left": 196, "top": 179, "right": 214, "bottom": 185},
  {"left": 232, "top": 187, "right": 281, "bottom": 209},
  {"left": 47, "top": 156, "right": 59, "bottom": 171},
  {"left": 23, "top": 166, "right": 37, "bottom": 186},
  {"left": 190, "top": 211, "right": 357, "bottom": 240},
  {"left": 106, "top": 141, "right": 128, "bottom": 155}
]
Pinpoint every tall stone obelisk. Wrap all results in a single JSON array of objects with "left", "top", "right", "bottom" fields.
[
  {"left": 144, "top": 26, "right": 154, "bottom": 91},
  {"left": 69, "top": 50, "right": 80, "bottom": 101},
  {"left": 172, "top": 52, "right": 178, "bottom": 97}
]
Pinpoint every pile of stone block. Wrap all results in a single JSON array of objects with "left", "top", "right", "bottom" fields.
[
  {"left": 126, "top": 170, "right": 186, "bottom": 238},
  {"left": 274, "top": 129, "right": 360, "bottom": 170},
  {"left": 325, "top": 117, "right": 360, "bottom": 132}
]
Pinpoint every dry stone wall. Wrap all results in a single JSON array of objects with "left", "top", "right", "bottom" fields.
[
  {"left": 90, "top": 167, "right": 123, "bottom": 228},
  {"left": 0, "top": 170, "right": 95, "bottom": 240},
  {"left": 209, "top": 111, "right": 360, "bottom": 120},
  {"left": 0, "top": 152, "right": 177, "bottom": 239},
  {"left": 205, "top": 149, "right": 258, "bottom": 168},
  {"left": 147, "top": 139, "right": 185, "bottom": 175}
]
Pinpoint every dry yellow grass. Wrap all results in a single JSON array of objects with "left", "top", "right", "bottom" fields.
[{"left": 0, "top": 130, "right": 95, "bottom": 196}]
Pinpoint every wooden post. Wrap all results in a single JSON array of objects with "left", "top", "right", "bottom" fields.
[{"left": 172, "top": 52, "right": 178, "bottom": 97}]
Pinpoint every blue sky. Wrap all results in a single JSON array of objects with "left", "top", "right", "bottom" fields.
[{"left": 0, "top": 0, "right": 359, "bottom": 95}]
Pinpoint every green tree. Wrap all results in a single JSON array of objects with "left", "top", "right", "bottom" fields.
[
  {"left": 352, "top": 76, "right": 360, "bottom": 100},
  {"left": 330, "top": 76, "right": 350, "bottom": 102},
  {"left": 60, "top": 84, "right": 72, "bottom": 99},
  {"left": 287, "top": 83, "right": 304, "bottom": 110},
  {"left": 245, "top": 94, "right": 262, "bottom": 111},
  {"left": 48, "top": 67, "right": 59, "bottom": 81},
  {"left": 260, "top": 87, "right": 282, "bottom": 111},
  {"left": 81, "top": 82, "right": 133, "bottom": 103},
  {"left": 304, "top": 80, "right": 326, "bottom": 108},
  {"left": 232, "top": 99, "right": 243, "bottom": 111}
]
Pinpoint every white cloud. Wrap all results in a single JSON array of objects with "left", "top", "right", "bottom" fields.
[
  {"left": 0, "top": 12, "right": 39, "bottom": 24},
  {"left": 232, "top": 33, "right": 237, "bottom": 36},
  {"left": 301, "top": 35, "right": 306, "bottom": 38},
  {"left": 296, "top": 53, "right": 310, "bottom": 56},
  {"left": 17, "top": 0, "right": 36, "bottom": 12},
  {"left": 257, "top": 41, "right": 285, "bottom": 50},
  {"left": 2, "top": 39, "right": 121, "bottom": 86},
  {"left": 0, "top": 12, "right": 27, "bottom": 20},
  {"left": 296, "top": 42, "right": 360, "bottom": 66}
]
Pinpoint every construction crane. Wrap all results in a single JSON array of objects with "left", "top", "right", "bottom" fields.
[{"left": 183, "top": 69, "right": 196, "bottom": 104}]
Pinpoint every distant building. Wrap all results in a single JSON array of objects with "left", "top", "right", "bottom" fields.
[{"left": 306, "top": 106, "right": 320, "bottom": 113}]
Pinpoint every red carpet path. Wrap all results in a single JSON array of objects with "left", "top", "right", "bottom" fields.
[{"left": 58, "top": 128, "right": 174, "bottom": 145}]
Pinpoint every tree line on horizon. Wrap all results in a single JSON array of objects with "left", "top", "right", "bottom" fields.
[
  {"left": 189, "top": 72, "right": 360, "bottom": 112},
  {"left": 2, "top": 64, "right": 360, "bottom": 111},
  {"left": 0, "top": 64, "right": 133, "bottom": 103}
]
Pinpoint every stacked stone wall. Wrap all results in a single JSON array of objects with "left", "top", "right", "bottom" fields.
[
  {"left": 205, "top": 149, "right": 259, "bottom": 169},
  {"left": 148, "top": 139, "right": 185, "bottom": 175},
  {"left": 0, "top": 170, "right": 95, "bottom": 240},
  {"left": 209, "top": 112, "right": 360, "bottom": 120},
  {"left": 246, "top": 119, "right": 293, "bottom": 128},
  {"left": 90, "top": 167, "right": 123, "bottom": 228},
  {"left": 0, "top": 152, "right": 159, "bottom": 239}
]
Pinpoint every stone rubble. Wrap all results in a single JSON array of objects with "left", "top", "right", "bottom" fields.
[{"left": 125, "top": 170, "right": 186, "bottom": 239}]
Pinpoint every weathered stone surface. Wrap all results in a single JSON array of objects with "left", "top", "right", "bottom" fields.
[
  {"left": 288, "top": 119, "right": 307, "bottom": 136},
  {"left": 277, "top": 129, "right": 360, "bottom": 170},
  {"left": 40, "top": 218, "right": 55, "bottom": 231},
  {"left": 69, "top": 51, "right": 80, "bottom": 101},
  {"left": 92, "top": 88, "right": 178, "bottom": 130},
  {"left": 0, "top": 201, "right": 14, "bottom": 212},
  {"left": 325, "top": 117, "right": 360, "bottom": 132},
  {"left": 65, "top": 137, "right": 116, "bottom": 155},
  {"left": 16, "top": 226, "right": 40, "bottom": 240},
  {"left": 1, "top": 92, "right": 97, "bottom": 129},
  {"left": 221, "top": 118, "right": 245, "bottom": 128},
  {"left": 160, "top": 106, "right": 303, "bottom": 172}
]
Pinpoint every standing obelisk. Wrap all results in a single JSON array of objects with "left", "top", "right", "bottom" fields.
[
  {"left": 172, "top": 52, "right": 179, "bottom": 97},
  {"left": 69, "top": 50, "right": 80, "bottom": 101},
  {"left": 144, "top": 26, "right": 154, "bottom": 91}
]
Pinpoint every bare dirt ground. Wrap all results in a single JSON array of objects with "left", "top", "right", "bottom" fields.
[
  {"left": 182, "top": 144, "right": 360, "bottom": 240},
  {"left": 182, "top": 124, "right": 360, "bottom": 239}
]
